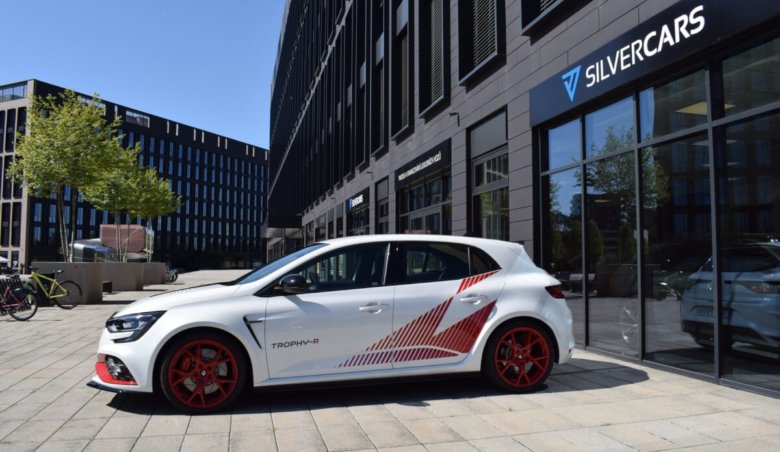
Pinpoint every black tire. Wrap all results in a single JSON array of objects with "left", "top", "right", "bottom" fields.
[
  {"left": 483, "top": 320, "right": 554, "bottom": 393},
  {"left": 159, "top": 331, "right": 247, "bottom": 414},
  {"left": 54, "top": 281, "right": 82, "bottom": 309},
  {"left": 9, "top": 293, "right": 38, "bottom": 321}
]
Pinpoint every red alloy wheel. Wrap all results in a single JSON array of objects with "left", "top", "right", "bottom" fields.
[
  {"left": 164, "top": 338, "right": 242, "bottom": 411},
  {"left": 492, "top": 326, "right": 551, "bottom": 390}
]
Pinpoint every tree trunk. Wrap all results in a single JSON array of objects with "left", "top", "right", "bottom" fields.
[
  {"left": 55, "top": 188, "right": 70, "bottom": 262},
  {"left": 69, "top": 189, "right": 77, "bottom": 262},
  {"left": 114, "top": 211, "right": 121, "bottom": 263}
]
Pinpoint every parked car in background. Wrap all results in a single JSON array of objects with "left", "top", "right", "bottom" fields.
[
  {"left": 681, "top": 242, "right": 780, "bottom": 349},
  {"left": 89, "top": 235, "right": 574, "bottom": 413}
]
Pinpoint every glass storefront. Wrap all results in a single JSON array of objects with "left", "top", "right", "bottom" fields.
[
  {"left": 540, "top": 34, "right": 780, "bottom": 394},
  {"left": 718, "top": 112, "right": 780, "bottom": 391}
]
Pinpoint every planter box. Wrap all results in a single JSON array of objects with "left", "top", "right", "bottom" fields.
[
  {"left": 143, "top": 262, "right": 166, "bottom": 285},
  {"left": 99, "top": 262, "right": 144, "bottom": 291},
  {"left": 30, "top": 262, "right": 103, "bottom": 304}
]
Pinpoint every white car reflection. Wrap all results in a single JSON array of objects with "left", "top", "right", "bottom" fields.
[{"left": 681, "top": 242, "right": 780, "bottom": 350}]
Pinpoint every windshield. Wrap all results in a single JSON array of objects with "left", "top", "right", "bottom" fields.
[{"left": 227, "top": 243, "right": 328, "bottom": 285}]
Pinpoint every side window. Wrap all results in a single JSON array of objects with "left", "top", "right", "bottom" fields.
[
  {"left": 469, "top": 246, "right": 501, "bottom": 274},
  {"left": 292, "top": 243, "right": 389, "bottom": 293},
  {"left": 401, "top": 243, "right": 470, "bottom": 284}
]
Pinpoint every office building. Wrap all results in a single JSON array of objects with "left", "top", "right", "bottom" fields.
[
  {"left": 269, "top": 0, "right": 780, "bottom": 396},
  {"left": 0, "top": 80, "right": 268, "bottom": 270}
]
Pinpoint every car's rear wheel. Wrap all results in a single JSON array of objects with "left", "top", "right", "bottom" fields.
[
  {"left": 160, "top": 331, "right": 246, "bottom": 413},
  {"left": 483, "top": 320, "right": 553, "bottom": 392}
]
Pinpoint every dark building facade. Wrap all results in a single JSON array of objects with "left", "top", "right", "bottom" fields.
[
  {"left": 0, "top": 80, "right": 268, "bottom": 270},
  {"left": 269, "top": 1, "right": 780, "bottom": 396}
]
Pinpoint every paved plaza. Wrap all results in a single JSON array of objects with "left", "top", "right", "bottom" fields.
[{"left": 1, "top": 271, "right": 779, "bottom": 452}]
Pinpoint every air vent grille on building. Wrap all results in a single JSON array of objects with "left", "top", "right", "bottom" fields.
[
  {"left": 430, "top": 0, "right": 444, "bottom": 102},
  {"left": 540, "top": 0, "right": 556, "bottom": 12},
  {"left": 473, "top": 0, "right": 497, "bottom": 67},
  {"left": 400, "top": 35, "right": 410, "bottom": 129}
]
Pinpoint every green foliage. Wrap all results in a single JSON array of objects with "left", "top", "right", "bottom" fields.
[
  {"left": 128, "top": 169, "right": 180, "bottom": 220},
  {"left": 580, "top": 125, "right": 670, "bottom": 217},
  {"left": 9, "top": 90, "right": 179, "bottom": 262},
  {"left": 587, "top": 219, "right": 604, "bottom": 269},
  {"left": 8, "top": 90, "right": 119, "bottom": 195},
  {"left": 80, "top": 141, "right": 141, "bottom": 215}
]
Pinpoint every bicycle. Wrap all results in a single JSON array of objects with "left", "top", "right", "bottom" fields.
[
  {"left": 27, "top": 268, "right": 83, "bottom": 309},
  {"left": 0, "top": 275, "right": 38, "bottom": 321}
]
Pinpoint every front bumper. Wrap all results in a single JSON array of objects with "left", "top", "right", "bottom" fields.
[{"left": 89, "top": 328, "right": 157, "bottom": 393}]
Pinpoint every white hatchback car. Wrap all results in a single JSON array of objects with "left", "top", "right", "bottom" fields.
[{"left": 89, "top": 235, "right": 574, "bottom": 413}]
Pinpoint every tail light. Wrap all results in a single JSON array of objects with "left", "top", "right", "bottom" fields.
[{"left": 546, "top": 285, "right": 565, "bottom": 299}]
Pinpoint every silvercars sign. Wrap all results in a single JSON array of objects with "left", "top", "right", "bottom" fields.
[
  {"left": 582, "top": 5, "right": 705, "bottom": 93},
  {"left": 530, "top": 0, "right": 780, "bottom": 126}
]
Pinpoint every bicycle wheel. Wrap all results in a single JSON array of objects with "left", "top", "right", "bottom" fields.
[
  {"left": 9, "top": 293, "right": 38, "bottom": 321},
  {"left": 53, "top": 281, "right": 83, "bottom": 309}
]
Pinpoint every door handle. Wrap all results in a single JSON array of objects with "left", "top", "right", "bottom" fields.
[
  {"left": 460, "top": 294, "right": 487, "bottom": 305},
  {"left": 359, "top": 302, "right": 389, "bottom": 313}
]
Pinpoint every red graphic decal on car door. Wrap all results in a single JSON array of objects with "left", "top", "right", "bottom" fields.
[{"left": 339, "top": 271, "right": 498, "bottom": 367}]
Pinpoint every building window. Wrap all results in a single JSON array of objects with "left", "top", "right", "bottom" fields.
[
  {"left": 78, "top": 95, "right": 106, "bottom": 111},
  {"left": 398, "top": 174, "right": 451, "bottom": 235},
  {"left": 315, "top": 214, "right": 326, "bottom": 241},
  {"left": 0, "top": 83, "right": 27, "bottom": 103},
  {"left": 419, "top": 0, "right": 449, "bottom": 117},
  {"left": 390, "top": 0, "right": 413, "bottom": 139},
  {"left": 469, "top": 109, "right": 508, "bottom": 240},
  {"left": 376, "top": 178, "right": 390, "bottom": 233},
  {"left": 335, "top": 205, "right": 344, "bottom": 238},
  {"left": 472, "top": 149, "right": 508, "bottom": 240},
  {"left": 125, "top": 110, "right": 150, "bottom": 128},
  {"left": 458, "top": 0, "right": 505, "bottom": 85}
]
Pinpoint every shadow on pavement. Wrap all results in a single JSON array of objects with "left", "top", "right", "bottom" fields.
[{"left": 107, "top": 354, "right": 648, "bottom": 416}]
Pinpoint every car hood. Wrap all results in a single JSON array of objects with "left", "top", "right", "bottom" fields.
[{"left": 114, "top": 283, "right": 241, "bottom": 316}]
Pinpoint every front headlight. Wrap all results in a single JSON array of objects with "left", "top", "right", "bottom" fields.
[{"left": 105, "top": 311, "right": 166, "bottom": 343}]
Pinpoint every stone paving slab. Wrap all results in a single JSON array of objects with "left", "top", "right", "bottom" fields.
[{"left": 0, "top": 270, "right": 779, "bottom": 451}]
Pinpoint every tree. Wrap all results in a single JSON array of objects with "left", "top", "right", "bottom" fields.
[
  {"left": 581, "top": 125, "right": 670, "bottom": 219},
  {"left": 83, "top": 147, "right": 180, "bottom": 262},
  {"left": 81, "top": 140, "right": 142, "bottom": 262},
  {"left": 8, "top": 90, "right": 120, "bottom": 262},
  {"left": 127, "top": 169, "right": 180, "bottom": 262}
]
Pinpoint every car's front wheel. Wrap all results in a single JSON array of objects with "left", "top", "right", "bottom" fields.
[
  {"left": 483, "top": 320, "right": 554, "bottom": 393},
  {"left": 160, "top": 331, "right": 246, "bottom": 413}
]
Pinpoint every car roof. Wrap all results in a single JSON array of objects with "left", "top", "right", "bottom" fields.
[{"left": 317, "top": 234, "right": 523, "bottom": 250}]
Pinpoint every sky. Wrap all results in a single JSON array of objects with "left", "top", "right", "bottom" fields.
[{"left": 1, "top": 0, "right": 286, "bottom": 148}]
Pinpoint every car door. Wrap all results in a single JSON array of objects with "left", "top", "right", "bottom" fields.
[
  {"left": 364, "top": 242, "right": 505, "bottom": 369},
  {"left": 264, "top": 242, "right": 394, "bottom": 379}
]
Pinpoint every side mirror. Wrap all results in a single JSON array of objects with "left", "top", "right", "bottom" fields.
[{"left": 277, "top": 274, "right": 307, "bottom": 294}]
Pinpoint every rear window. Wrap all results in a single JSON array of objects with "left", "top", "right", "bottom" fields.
[
  {"left": 398, "top": 242, "right": 501, "bottom": 285},
  {"left": 721, "top": 246, "right": 780, "bottom": 272},
  {"left": 470, "top": 246, "right": 500, "bottom": 273}
]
